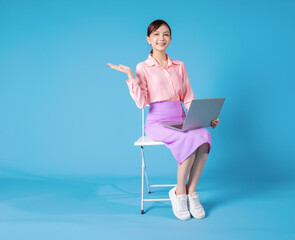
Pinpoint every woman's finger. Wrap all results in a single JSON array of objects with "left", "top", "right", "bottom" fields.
[
  {"left": 107, "top": 63, "right": 118, "bottom": 69},
  {"left": 107, "top": 63, "right": 117, "bottom": 67}
]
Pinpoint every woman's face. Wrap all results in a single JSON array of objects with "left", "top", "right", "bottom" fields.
[{"left": 146, "top": 24, "right": 172, "bottom": 53}]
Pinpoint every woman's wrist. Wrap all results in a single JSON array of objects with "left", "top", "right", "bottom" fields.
[{"left": 127, "top": 73, "right": 135, "bottom": 80}]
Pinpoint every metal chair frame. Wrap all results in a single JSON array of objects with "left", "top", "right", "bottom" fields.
[{"left": 134, "top": 104, "right": 176, "bottom": 214}]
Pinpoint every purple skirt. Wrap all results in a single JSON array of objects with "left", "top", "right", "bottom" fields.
[{"left": 144, "top": 100, "right": 212, "bottom": 165}]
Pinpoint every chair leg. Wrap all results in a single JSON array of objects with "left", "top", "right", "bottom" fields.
[
  {"left": 141, "top": 146, "right": 145, "bottom": 214},
  {"left": 141, "top": 146, "right": 151, "bottom": 194}
]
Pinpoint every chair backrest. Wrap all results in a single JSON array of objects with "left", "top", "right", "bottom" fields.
[{"left": 141, "top": 104, "right": 150, "bottom": 138}]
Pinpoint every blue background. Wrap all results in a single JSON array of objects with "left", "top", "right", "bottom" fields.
[{"left": 0, "top": 0, "right": 294, "bottom": 239}]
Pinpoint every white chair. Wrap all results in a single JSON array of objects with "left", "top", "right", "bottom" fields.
[{"left": 134, "top": 104, "right": 176, "bottom": 214}]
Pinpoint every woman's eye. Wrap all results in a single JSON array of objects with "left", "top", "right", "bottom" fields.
[{"left": 154, "top": 33, "right": 169, "bottom": 36}]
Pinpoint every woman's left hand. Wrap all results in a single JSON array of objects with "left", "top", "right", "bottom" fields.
[{"left": 211, "top": 118, "right": 220, "bottom": 129}]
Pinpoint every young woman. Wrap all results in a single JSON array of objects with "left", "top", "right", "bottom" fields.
[{"left": 107, "top": 19, "right": 220, "bottom": 221}]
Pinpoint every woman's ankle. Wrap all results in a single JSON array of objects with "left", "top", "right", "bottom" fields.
[
  {"left": 175, "top": 187, "right": 187, "bottom": 195},
  {"left": 186, "top": 185, "right": 197, "bottom": 196}
]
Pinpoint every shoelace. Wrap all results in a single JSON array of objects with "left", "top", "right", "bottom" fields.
[
  {"left": 190, "top": 195, "right": 202, "bottom": 209},
  {"left": 176, "top": 195, "right": 188, "bottom": 212}
]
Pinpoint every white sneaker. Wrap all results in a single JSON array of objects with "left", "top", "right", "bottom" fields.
[
  {"left": 188, "top": 192, "right": 205, "bottom": 219},
  {"left": 169, "top": 187, "right": 190, "bottom": 220}
]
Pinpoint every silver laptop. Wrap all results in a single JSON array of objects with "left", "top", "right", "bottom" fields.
[{"left": 160, "top": 98, "right": 225, "bottom": 131}]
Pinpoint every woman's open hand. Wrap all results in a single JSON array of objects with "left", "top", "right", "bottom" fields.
[{"left": 107, "top": 63, "right": 134, "bottom": 79}]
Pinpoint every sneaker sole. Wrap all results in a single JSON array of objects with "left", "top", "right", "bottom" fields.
[
  {"left": 192, "top": 213, "right": 205, "bottom": 219},
  {"left": 188, "top": 206, "right": 205, "bottom": 219}
]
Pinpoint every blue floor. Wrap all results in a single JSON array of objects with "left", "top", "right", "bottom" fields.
[{"left": 0, "top": 175, "right": 294, "bottom": 240}]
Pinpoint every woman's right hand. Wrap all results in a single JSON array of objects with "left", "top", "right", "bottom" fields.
[{"left": 107, "top": 63, "right": 134, "bottom": 80}]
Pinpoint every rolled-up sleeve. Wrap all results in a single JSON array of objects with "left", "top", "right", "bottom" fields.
[
  {"left": 181, "top": 62, "right": 196, "bottom": 111},
  {"left": 126, "top": 64, "right": 148, "bottom": 109}
]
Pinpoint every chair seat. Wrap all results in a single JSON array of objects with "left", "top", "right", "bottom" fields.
[{"left": 134, "top": 136, "right": 165, "bottom": 146}]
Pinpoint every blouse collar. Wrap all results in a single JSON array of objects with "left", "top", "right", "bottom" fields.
[{"left": 145, "top": 53, "right": 180, "bottom": 68}]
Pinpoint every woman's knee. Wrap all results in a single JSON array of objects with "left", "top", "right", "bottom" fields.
[
  {"left": 198, "top": 143, "right": 210, "bottom": 153},
  {"left": 179, "top": 150, "right": 196, "bottom": 166}
]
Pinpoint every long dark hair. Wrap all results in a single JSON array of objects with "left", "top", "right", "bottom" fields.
[{"left": 147, "top": 19, "right": 172, "bottom": 54}]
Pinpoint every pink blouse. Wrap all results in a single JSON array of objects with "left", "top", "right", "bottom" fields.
[{"left": 126, "top": 53, "right": 196, "bottom": 111}]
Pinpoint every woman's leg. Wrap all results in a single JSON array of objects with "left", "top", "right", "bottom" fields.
[
  {"left": 186, "top": 143, "right": 209, "bottom": 196},
  {"left": 175, "top": 149, "right": 198, "bottom": 195}
]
